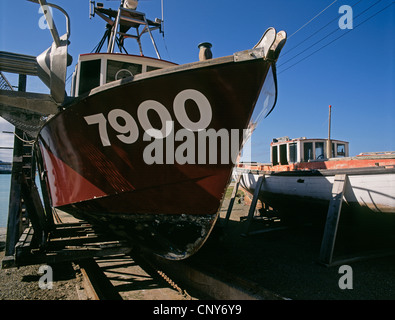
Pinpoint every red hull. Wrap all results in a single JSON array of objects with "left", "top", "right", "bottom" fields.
[{"left": 37, "top": 58, "right": 272, "bottom": 259}]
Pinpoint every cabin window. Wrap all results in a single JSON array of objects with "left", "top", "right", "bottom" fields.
[
  {"left": 146, "top": 65, "right": 161, "bottom": 72},
  {"left": 279, "top": 144, "right": 288, "bottom": 165},
  {"left": 78, "top": 59, "right": 101, "bottom": 95},
  {"left": 106, "top": 60, "right": 142, "bottom": 83},
  {"left": 315, "top": 142, "right": 324, "bottom": 159},
  {"left": 337, "top": 144, "right": 346, "bottom": 157},
  {"left": 289, "top": 143, "right": 297, "bottom": 163},
  {"left": 304, "top": 142, "right": 314, "bottom": 161},
  {"left": 272, "top": 146, "right": 278, "bottom": 165}
]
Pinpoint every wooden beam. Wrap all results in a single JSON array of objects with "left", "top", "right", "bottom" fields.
[
  {"left": 223, "top": 175, "right": 241, "bottom": 226},
  {"left": 0, "top": 89, "right": 59, "bottom": 115},
  {"left": 241, "top": 175, "right": 265, "bottom": 236},
  {"left": 0, "top": 51, "right": 38, "bottom": 76},
  {"left": 318, "top": 174, "right": 347, "bottom": 266}
]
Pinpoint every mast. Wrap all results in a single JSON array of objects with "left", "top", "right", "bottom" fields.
[
  {"left": 327, "top": 105, "right": 332, "bottom": 158},
  {"left": 91, "top": 0, "right": 163, "bottom": 59}
]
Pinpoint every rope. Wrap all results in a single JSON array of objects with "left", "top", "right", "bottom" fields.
[{"left": 14, "top": 132, "right": 35, "bottom": 145}]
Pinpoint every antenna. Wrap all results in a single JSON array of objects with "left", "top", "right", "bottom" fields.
[
  {"left": 161, "top": 0, "right": 165, "bottom": 36},
  {"left": 161, "top": 0, "right": 164, "bottom": 24}
]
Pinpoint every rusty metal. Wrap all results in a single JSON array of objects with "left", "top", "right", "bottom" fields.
[
  {"left": 139, "top": 253, "right": 193, "bottom": 300},
  {"left": 78, "top": 258, "right": 122, "bottom": 300}
]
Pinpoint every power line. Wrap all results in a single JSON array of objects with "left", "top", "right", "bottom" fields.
[
  {"left": 288, "top": 0, "right": 339, "bottom": 39},
  {"left": 282, "top": 0, "right": 363, "bottom": 57},
  {"left": 278, "top": 1, "right": 393, "bottom": 75},
  {"left": 279, "top": 0, "right": 383, "bottom": 68}
]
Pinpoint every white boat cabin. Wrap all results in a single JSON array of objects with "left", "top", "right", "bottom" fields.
[
  {"left": 271, "top": 136, "right": 349, "bottom": 165},
  {"left": 70, "top": 53, "right": 176, "bottom": 97},
  {"left": 70, "top": 1, "right": 179, "bottom": 97}
]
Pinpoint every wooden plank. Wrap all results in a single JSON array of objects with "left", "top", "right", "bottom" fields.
[
  {"left": 20, "top": 176, "right": 47, "bottom": 245},
  {"left": 223, "top": 175, "right": 241, "bottom": 226},
  {"left": 318, "top": 174, "right": 347, "bottom": 265},
  {"left": 6, "top": 228, "right": 132, "bottom": 268},
  {"left": 0, "top": 51, "right": 38, "bottom": 76},
  {"left": 3, "top": 220, "right": 132, "bottom": 268},
  {"left": 241, "top": 175, "right": 265, "bottom": 236}
]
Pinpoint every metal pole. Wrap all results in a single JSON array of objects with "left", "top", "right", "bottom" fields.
[
  {"left": 108, "top": 9, "right": 121, "bottom": 53},
  {"left": 161, "top": 0, "right": 164, "bottom": 35},
  {"left": 143, "top": 15, "right": 161, "bottom": 59},
  {"left": 327, "top": 105, "right": 332, "bottom": 158}
]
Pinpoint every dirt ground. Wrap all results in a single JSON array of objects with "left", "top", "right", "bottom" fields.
[
  {"left": 188, "top": 194, "right": 395, "bottom": 300},
  {"left": 1, "top": 188, "right": 395, "bottom": 300},
  {"left": 0, "top": 251, "right": 82, "bottom": 300},
  {"left": 0, "top": 226, "right": 87, "bottom": 300}
]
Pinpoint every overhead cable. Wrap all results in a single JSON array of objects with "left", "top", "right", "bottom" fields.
[
  {"left": 278, "top": 2, "right": 394, "bottom": 75},
  {"left": 288, "top": 0, "right": 339, "bottom": 39}
]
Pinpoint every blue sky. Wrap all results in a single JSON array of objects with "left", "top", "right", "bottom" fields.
[{"left": 1, "top": 0, "right": 394, "bottom": 163}]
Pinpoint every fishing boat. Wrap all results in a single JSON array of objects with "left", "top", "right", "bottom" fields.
[
  {"left": 236, "top": 136, "right": 395, "bottom": 216},
  {"left": 0, "top": 0, "right": 287, "bottom": 259}
]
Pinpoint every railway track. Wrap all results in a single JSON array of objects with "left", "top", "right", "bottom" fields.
[
  {"left": 4, "top": 214, "right": 286, "bottom": 300},
  {"left": 75, "top": 252, "right": 202, "bottom": 300},
  {"left": 4, "top": 209, "right": 280, "bottom": 300},
  {"left": 75, "top": 249, "right": 286, "bottom": 300}
]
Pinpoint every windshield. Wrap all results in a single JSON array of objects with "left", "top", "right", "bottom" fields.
[
  {"left": 249, "top": 65, "right": 277, "bottom": 130},
  {"left": 238, "top": 64, "right": 278, "bottom": 163}
]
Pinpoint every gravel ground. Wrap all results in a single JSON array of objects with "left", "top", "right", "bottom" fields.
[
  {"left": 0, "top": 228, "right": 82, "bottom": 300},
  {"left": 0, "top": 252, "right": 82, "bottom": 300}
]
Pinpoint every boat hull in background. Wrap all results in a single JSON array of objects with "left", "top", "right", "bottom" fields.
[{"left": 238, "top": 165, "right": 395, "bottom": 216}]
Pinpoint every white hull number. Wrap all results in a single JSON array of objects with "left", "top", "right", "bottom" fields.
[{"left": 84, "top": 89, "right": 212, "bottom": 147}]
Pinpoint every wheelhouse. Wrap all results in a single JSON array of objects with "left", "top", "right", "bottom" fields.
[
  {"left": 70, "top": 53, "right": 176, "bottom": 97},
  {"left": 70, "top": 2, "right": 178, "bottom": 97},
  {"left": 271, "top": 136, "right": 349, "bottom": 165}
]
